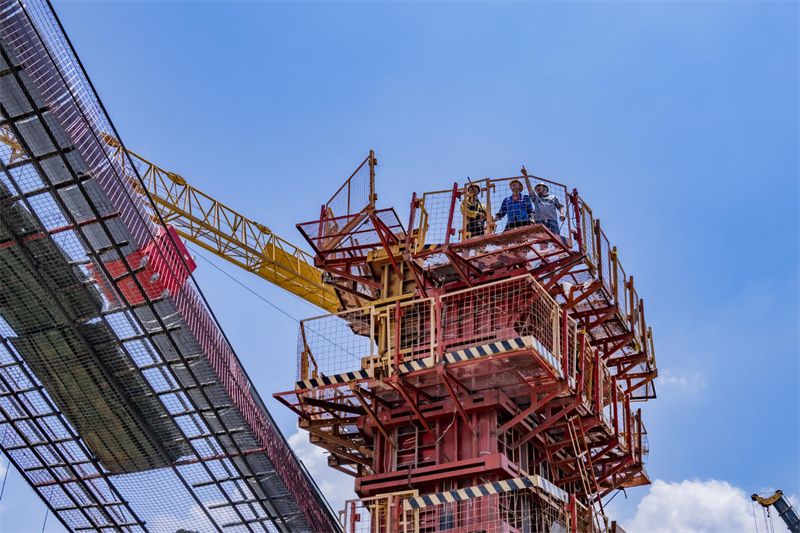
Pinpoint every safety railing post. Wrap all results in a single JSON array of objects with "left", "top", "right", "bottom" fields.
[
  {"left": 628, "top": 276, "right": 635, "bottom": 332},
  {"left": 562, "top": 307, "right": 569, "bottom": 380},
  {"left": 484, "top": 178, "right": 494, "bottom": 235},
  {"left": 570, "top": 494, "right": 578, "bottom": 533},
  {"left": 638, "top": 299, "right": 647, "bottom": 351},
  {"left": 612, "top": 378, "right": 619, "bottom": 437},
  {"left": 611, "top": 246, "right": 619, "bottom": 304},
  {"left": 369, "top": 149, "right": 376, "bottom": 208},
  {"left": 594, "top": 349, "right": 602, "bottom": 412},
  {"left": 577, "top": 330, "right": 586, "bottom": 395},
  {"left": 434, "top": 294, "right": 444, "bottom": 364},
  {"left": 625, "top": 395, "right": 633, "bottom": 452},
  {"left": 406, "top": 193, "right": 417, "bottom": 252},
  {"left": 594, "top": 219, "right": 602, "bottom": 284},
  {"left": 445, "top": 182, "right": 459, "bottom": 245},
  {"left": 430, "top": 299, "right": 437, "bottom": 361},
  {"left": 394, "top": 301, "right": 403, "bottom": 372},
  {"left": 637, "top": 408, "right": 643, "bottom": 463},
  {"left": 571, "top": 189, "right": 583, "bottom": 252}
]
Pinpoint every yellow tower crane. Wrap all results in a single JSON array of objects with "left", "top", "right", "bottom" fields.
[
  {"left": 0, "top": 120, "right": 345, "bottom": 312},
  {"left": 96, "top": 134, "right": 340, "bottom": 313}
]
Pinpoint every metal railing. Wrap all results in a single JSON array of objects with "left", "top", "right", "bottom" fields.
[
  {"left": 410, "top": 175, "right": 574, "bottom": 251},
  {"left": 296, "top": 275, "right": 579, "bottom": 384}
]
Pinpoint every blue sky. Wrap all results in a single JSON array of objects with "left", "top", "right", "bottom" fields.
[{"left": 1, "top": 1, "right": 797, "bottom": 532}]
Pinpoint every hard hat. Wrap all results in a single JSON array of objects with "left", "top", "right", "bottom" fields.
[
  {"left": 467, "top": 183, "right": 481, "bottom": 193},
  {"left": 509, "top": 179, "right": 523, "bottom": 189},
  {"left": 534, "top": 182, "right": 549, "bottom": 194}
]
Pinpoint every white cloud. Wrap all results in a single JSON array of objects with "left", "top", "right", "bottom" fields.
[
  {"left": 289, "top": 429, "right": 358, "bottom": 515},
  {"left": 624, "top": 479, "right": 796, "bottom": 533},
  {"left": 658, "top": 369, "right": 707, "bottom": 394}
]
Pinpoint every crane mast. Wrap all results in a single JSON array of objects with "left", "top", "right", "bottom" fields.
[{"left": 753, "top": 491, "right": 800, "bottom": 533}]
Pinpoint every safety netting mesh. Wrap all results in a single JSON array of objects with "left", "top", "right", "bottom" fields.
[{"left": 0, "top": 1, "right": 337, "bottom": 531}]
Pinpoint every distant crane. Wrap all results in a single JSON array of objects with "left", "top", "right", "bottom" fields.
[{"left": 752, "top": 491, "right": 800, "bottom": 533}]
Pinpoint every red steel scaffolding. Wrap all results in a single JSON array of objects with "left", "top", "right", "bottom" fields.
[{"left": 277, "top": 165, "right": 657, "bottom": 533}]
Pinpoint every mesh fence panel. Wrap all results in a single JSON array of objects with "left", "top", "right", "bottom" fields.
[
  {"left": 402, "top": 490, "right": 570, "bottom": 533},
  {"left": 325, "top": 154, "right": 373, "bottom": 220},
  {"left": 615, "top": 257, "right": 628, "bottom": 324},
  {"left": 414, "top": 189, "right": 458, "bottom": 246},
  {"left": 440, "top": 276, "right": 560, "bottom": 367},
  {"left": 413, "top": 176, "right": 574, "bottom": 249},
  {"left": 298, "top": 308, "right": 375, "bottom": 381},
  {"left": 0, "top": 1, "right": 337, "bottom": 530},
  {"left": 560, "top": 313, "right": 579, "bottom": 385},
  {"left": 579, "top": 200, "right": 596, "bottom": 270},
  {"left": 601, "top": 372, "right": 614, "bottom": 432},
  {"left": 597, "top": 230, "right": 612, "bottom": 298},
  {"left": 484, "top": 176, "right": 571, "bottom": 239},
  {"left": 384, "top": 299, "right": 434, "bottom": 369}
]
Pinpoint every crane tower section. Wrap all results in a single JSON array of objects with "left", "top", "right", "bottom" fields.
[
  {"left": 0, "top": 1, "right": 338, "bottom": 531},
  {"left": 275, "top": 160, "right": 659, "bottom": 531}
]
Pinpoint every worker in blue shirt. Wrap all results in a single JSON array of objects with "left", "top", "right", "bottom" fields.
[{"left": 494, "top": 179, "right": 534, "bottom": 231}]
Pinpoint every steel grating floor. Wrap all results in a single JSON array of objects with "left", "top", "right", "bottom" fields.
[{"left": 0, "top": 1, "right": 337, "bottom": 532}]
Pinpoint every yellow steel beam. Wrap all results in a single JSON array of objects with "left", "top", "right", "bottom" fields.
[
  {"left": 0, "top": 121, "right": 27, "bottom": 163},
  {"left": 0, "top": 128, "right": 338, "bottom": 311},
  {"left": 99, "top": 134, "right": 339, "bottom": 313}
]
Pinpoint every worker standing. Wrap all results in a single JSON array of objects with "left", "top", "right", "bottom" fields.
[
  {"left": 532, "top": 182, "right": 565, "bottom": 236},
  {"left": 461, "top": 183, "right": 487, "bottom": 238},
  {"left": 494, "top": 179, "right": 534, "bottom": 231}
]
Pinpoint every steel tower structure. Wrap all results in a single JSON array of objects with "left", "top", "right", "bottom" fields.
[
  {"left": 274, "top": 165, "right": 658, "bottom": 532},
  {"left": 0, "top": 1, "right": 338, "bottom": 531}
]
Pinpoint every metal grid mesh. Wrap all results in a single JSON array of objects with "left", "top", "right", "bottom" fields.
[
  {"left": 297, "top": 208, "right": 405, "bottom": 256},
  {"left": 324, "top": 154, "right": 373, "bottom": 220},
  {"left": 297, "top": 308, "right": 375, "bottom": 381},
  {"left": 601, "top": 374, "right": 614, "bottom": 432},
  {"left": 597, "top": 229, "right": 612, "bottom": 298},
  {"left": 577, "top": 502, "right": 609, "bottom": 533},
  {"left": 414, "top": 189, "right": 458, "bottom": 246},
  {"left": 582, "top": 349, "right": 595, "bottom": 406},
  {"left": 403, "top": 493, "right": 568, "bottom": 533},
  {"left": 484, "top": 176, "right": 571, "bottom": 239},
  {"left": 412, "top": 176, "right": 573, "bottom": 248},
  {"left": 339, "top": 491, "right": 416, "bottom": 533},
  {"left": 615, "top": 390, "right": 627, "bottom": 453},
  {"left": 440, "top": 276, "right": 560, "bottom": 363},
  {"left": 578, "top": 199, "right": 596, "bottom": 270},
  {"left": 615, "top": 257, "right": 628, "bottom": 325},
  {"left": 560, "top": 313, "right": 579, "bottom": 386},
  {"left": 384, "top": 299, "right": 434, "bottom": 368},
  {"left": 0, "top": 2, "right": 337, "bottom": 531}
]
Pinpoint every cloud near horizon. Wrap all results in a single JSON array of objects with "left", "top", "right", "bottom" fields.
[
  {"left": 624, "top": 479, "right": 796, "bottom": 533},
  {"left": 657, "top": 369, "right": 708, "bottom": 394},
  {"left": 289, "top": 430, "right": 357, "bottom": 515}
]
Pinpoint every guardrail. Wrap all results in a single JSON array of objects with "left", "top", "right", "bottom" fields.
[
  {"left": 296, "top": 275, "right": 579, "bottom": 385},
  {"left": 410, "top": 175, "right": 574, "bottom": 251},
  {"left": 408, "top": 178, "right": 653, "bottom": 385}
]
